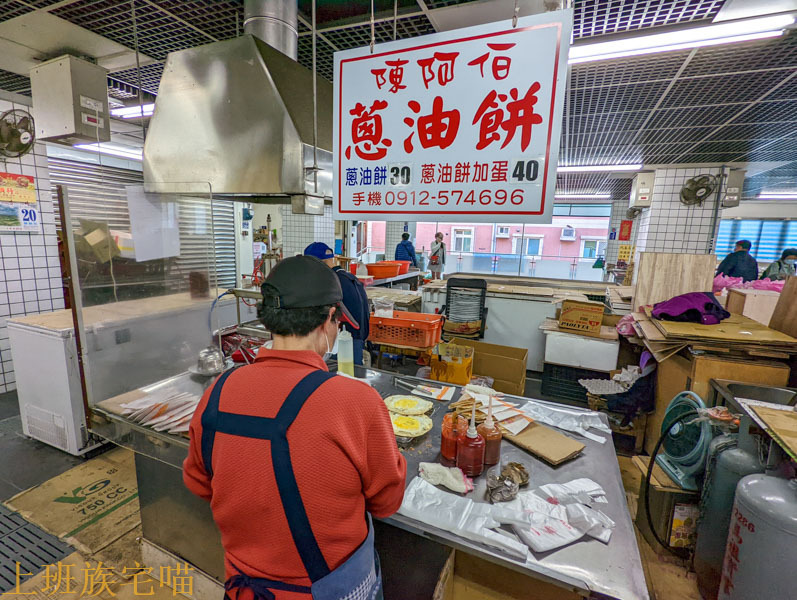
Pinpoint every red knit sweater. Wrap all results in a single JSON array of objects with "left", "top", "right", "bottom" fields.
[{"left": 183, "top": 349, "right": 406, "bottom": 597}]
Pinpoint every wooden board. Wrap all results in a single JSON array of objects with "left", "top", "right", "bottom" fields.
[
  {"left": 749, "top": 405, "right": 797, "bottom": 458},
  {"left": 646, "top": 354, "right": 692, "bottom": 455},
  {"left": 632, "top": 252, "right": 716, "bottom": 312},
  {"left": 770, "top": 275, "right": 797, "bottom": 338},
  {"left": 652, "top": 313, "right": 797, "bottom": 347},
  {"left": 726, "top": 288, "right": 780, "bottom": 326}
]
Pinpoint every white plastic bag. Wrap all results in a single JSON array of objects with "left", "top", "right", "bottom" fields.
[
  {"left": 521, "top": 401, "right": 611, "bottom": 444},
  {"left": 398, "top": 478, "right": 528, "bottom": 559}
]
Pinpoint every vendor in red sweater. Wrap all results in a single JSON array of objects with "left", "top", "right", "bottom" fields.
[{"left": 183, "top": 255, "right": 406, "bottom": 600}]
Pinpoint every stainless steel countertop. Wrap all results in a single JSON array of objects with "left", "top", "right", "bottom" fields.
[
  {"left": 368, "top": 271, "right": 422, "bottom": 286},
  {"left": 92, "top": 365, "right": 647, "bottom": 600}
]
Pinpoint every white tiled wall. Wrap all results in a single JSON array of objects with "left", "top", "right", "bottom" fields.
[
  {"left": 280, "top": 204, "right": 334, "bottom": 258},
  {"left": 0, "top": 94, "right": 63, "bottom": 393},
  {"left": 605, "top": 193, "right": 640, "bottom": 265},
  {"left": 635, "top": 167, "right": 722, "bottom": 259},
  {"left": 385, "top": 221, "right": 417, "bottom": 261}
]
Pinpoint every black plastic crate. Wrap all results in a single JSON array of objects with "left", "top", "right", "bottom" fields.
[
  {"left": 585, "top": 293, "right": 606, "bottom": 303},
  {"left": 541, "top": 362, "right": 611, "bottom": 405}
]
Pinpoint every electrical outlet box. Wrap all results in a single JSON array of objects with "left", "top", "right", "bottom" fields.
[
  {"left": 29, "top": 54, "right": 111, "bottom": 144},
  {"left": 722, "top": 169, "right": 746, "bottom": 208},
  {"left": 629, "top": 171, "right": 655, "bottom": 209}
]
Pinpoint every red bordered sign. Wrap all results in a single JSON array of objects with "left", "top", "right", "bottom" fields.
[{"left": 333, "top": 11, "right": 572, "bottom": 223}]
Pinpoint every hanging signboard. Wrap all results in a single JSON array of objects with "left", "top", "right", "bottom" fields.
[
  {"left": 619, "top": 219, "right": 633, "bottom": 241},
  {"left": 333, "top": 10, "right": 572, "bottom": 223},
  {"left": 0, "top": 172, "right": 39, "bottom": 232}
]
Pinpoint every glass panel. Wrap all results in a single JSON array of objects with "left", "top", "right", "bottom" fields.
[
  {"left": 582, "top": 240, "right": 597, "bottom": 258},
  {"left": 60, "top": 181, "right": 226, "bottom": 407},
  {"left": 715, "top": 219, "right": 797, "bottom": 262}
]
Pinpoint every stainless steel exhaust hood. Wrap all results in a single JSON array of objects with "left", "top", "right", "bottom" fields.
[{"left": 143, "top": 29, "right": 332, "bottom": 197}]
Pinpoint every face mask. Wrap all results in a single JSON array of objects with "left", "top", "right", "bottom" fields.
[
  {"left": 323, "top": 324, "right": 339, "bottom": 359},
  {"left": 785, "top": 259, "right": 796, "bottom": 266}
]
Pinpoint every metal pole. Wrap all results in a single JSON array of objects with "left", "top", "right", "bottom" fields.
[
  {"left": 312, "top": 0, "right": 318, "bottom": 193},
  {"left": 57, "top": 186, "right": 92, "bottom": 430},
  {"left": 131, "top": 0, "right": 147, "bottom": 139}
]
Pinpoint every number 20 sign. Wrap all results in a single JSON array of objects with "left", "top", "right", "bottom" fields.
[{"left": 333, "top": 10, "right": 572, "bottom": 223}]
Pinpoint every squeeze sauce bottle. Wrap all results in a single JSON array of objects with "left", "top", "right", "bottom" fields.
[
  {"left": 456, "top": 402, "right": 485, "bottom": 477},
  {"left": 337, "top": 329, "right": 354, "bottom": 376},
  {"left": 477, "top": 395, "right": 502, "bottom": 466},
  {"left": 441, "top": 412, "right": 467, "bottom": 464}
]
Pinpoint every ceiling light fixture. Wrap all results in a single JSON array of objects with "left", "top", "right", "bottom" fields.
[
  {"left": 557, "top": 164, "right": 643, "bottom": 173},
  {"left": 74, "top": 143, "right": 143, "bottom": 160},
  {"left": 569, "top": 14, "right": 794, "bottom": 64},
  {"left": 110, "top": 103, "right": 155, "bottom": 119},
  {"left": 758, "top": 192, "right": 797, "bottom": 199},
  {"left": 554, "top": 193, "right": 612, "bottom": 199}
]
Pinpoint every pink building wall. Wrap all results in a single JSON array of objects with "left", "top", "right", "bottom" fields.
[{"left": 362, "top": 217, "right": 609, "bottom": 259}]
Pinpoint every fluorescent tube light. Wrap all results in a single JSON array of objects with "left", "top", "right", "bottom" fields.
[
  {"left": 557, "top": 164, "right": 643, "bottom": 173},
  {"left": 554, "top": 193, "right": 612, "bottom": 199},
  {"left": 758, "top": 192, "right": 797, "bottom": 199},
  {"left": 569, "top": 14, "right": 794, "bottom": 64},
  {"left": 110, "top": 103, "right": 155, "bottom": 119},
  {"left": 74, "top": 143, "right": 143, "bottom": 160}
]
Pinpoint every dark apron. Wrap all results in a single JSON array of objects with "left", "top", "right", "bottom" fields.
[{"left": 201, "top": 369, "right": 382, "bottom": 600}]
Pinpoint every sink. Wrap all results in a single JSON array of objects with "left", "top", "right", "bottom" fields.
[{"left": 711, "top": 379, "right": 797, "bottom": 411}]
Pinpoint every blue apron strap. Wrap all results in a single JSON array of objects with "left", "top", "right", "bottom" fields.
[
  {"left": 271, "top": 370, "right": 335, "bottom": 582},
  {"left": 199, "top": 368, "right": 336, "bottom": 584},
  {"left": 200, "top": 367, "right": 238, "bottom": 477}
]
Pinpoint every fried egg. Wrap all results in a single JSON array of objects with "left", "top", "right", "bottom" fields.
[
  {"left": 389, "top": 412, "right": 433, "bottom": 438},
  {"left": 384, "top": 394, "right": 433, "bottom": 415}
]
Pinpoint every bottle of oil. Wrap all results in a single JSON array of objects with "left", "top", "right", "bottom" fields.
[
  {"left": 337, "top": 329, "right": 354, "bottom": 376},
  {"left": 457, "top": 402, "right": 485, "bottom": 477},
  {"left": 477, "top": 395, "right": 502, "bottom": 466}
]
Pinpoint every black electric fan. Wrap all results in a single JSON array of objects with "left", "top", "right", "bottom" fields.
[
  {"left": 680, "top": 174, "right": 717, "bottom": 206},
  {"left": 0, "top": 109, "right": 35, "bottom": 158}
]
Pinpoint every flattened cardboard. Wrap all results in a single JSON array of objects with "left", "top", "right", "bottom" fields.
[
  {"left": 6, "top": 447, "right": 139, "bottom": 555},
  {"left": 504, "top": 422, "right": 585, "bottom": 466},
  {"left": 750, "top": 405, "right": 797, "bottom": 459}
]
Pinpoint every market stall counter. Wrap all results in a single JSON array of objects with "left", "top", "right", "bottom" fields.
[{"left": 91, "top": 366, "right": 648, "bottom": 600}]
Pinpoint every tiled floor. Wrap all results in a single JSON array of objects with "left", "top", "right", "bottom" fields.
[{"left": 0, "top": 391, "right": 85, "bottom": 501}]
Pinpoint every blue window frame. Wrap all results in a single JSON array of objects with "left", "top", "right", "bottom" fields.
[{"left": 716, "top": 219, "right": 797, "bottom": 262}]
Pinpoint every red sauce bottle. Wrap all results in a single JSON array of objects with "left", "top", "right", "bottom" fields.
[
  {"left": 441, "top": 413, "right": 467, "bottom": 464},
  {"left": 456, "top": 404, "right": 485, "bottom": 477},
  {"left": 477, "top": 396, "right": 502, "bottom": 466}
]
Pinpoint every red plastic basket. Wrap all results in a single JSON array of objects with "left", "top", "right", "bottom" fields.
[
  {"left": 366, "top": 263, "right": 401, "bottom": 278},
  {"left": 369, "top": 311, "right": 443, "bottom": 348},
  {"left": 380, "top": 260, "right": 411, "bottom": 275}
]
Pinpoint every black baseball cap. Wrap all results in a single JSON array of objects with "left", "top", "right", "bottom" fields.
[{"left": 261, "top": 255, "right": 359, "bottom": 329}]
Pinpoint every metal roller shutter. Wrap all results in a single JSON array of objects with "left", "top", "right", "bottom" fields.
[{"left": 49, "top": 158, "right": 236, "bottom": 288}]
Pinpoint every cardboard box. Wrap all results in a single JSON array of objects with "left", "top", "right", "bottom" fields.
[
  {"left": 632, "top": 455, "right": 699, "bottom": 553},
  {"left": 433, "top": 550, "right": 579, "bottom": 600},
  {"left": 726, "top": 288, "right": 780, "bottom": 326},
  {"left": 558, "top": 299, "right": 605, "bottom": 337},
  {"left": 449, "top": 338, "right": 528, "bottom": 396},
  {"left": 430, "top": 342, "right": 474, "bottom": 385}
]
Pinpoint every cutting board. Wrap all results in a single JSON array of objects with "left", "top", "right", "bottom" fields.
[
  {"left": 504, "top": 422, "right": 585, "bottom": 466},
  {"left": 632, "top": 252, "right": 716, "bottom": 311}
]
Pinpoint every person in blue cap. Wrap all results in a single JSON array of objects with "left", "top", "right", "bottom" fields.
[{"left": 304, "top": 242, "right": 370, "bottom": 365}]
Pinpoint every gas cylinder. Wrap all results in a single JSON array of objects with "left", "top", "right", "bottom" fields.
[
  {"left": 694, "top": 434, "right": 764, "bottom": 599},
  {"left": 718, "top": 475, "right": 797, "bottom": 600}
]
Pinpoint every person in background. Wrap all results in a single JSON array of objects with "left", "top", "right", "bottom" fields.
[
  {"left": 394, "top": 232, "right": 418, "bottom": 267},
  {"left": 716, "top": 239, "right": 758, "bottom": 282},
  {"left": 183, "top": 256, "right": 405, "bottom": 600},
  {"left": 761, "top": 248, "right": 797, "bottom": 280},
  {"left": 304, "top": 242, "right": 370, "bottom": 365},
  {"left": 429, "top": 232, "right": 446, "bottom": 280}
]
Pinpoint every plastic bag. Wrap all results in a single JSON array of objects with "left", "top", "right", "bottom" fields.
[
  {"left": 616, "top": 313, "right": 636, "bottom": 337},
  {"left": 373, "top": 298, "right": 394, "bottom": 317},
  {"left": 419, "top": 462, "right": 473, "bottom": 494},
  {"left": 521, "top": 401, "right": 611, "bottom": 444},
  {"left": 398, "top": 478, "right": 529, "bottom": 559}
]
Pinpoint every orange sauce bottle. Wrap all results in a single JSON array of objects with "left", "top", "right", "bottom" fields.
[{"left": 477, "top": 395, "right": 502, "bottom": 466}]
